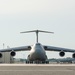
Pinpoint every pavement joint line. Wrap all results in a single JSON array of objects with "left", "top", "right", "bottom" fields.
[{"left": 0, "top": 70, "right": 73, "bottom": 72}]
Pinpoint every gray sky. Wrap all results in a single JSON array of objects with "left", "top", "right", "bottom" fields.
[{"left": 0, "top": 0, "right": 75, "bottom": 58}]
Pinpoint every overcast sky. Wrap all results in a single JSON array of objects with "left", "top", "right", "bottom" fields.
[{"left": 0, "top": 0, "right": 75, "bottom": 58}]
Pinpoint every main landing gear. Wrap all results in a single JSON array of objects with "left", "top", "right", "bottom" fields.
[{"left": 25, "top": 60, "right": 49, "bottom": 64}]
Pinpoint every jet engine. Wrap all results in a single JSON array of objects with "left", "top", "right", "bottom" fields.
[
  {"left": 72, "top": 53, "right": 75, "bottom": 58},
  {"left": 44, "top": 46, "right": 47, "bottom": 50},
  {"left": 10, "top": 51, "right": 16, "bottom": 57},
  {"left": 0, "top": 53, "right": 2, "bottom": 58},
  {"left": 59, "top": 51, "right": 65, "bottom": 57},
  {"left": 27, "top": 55, "right": 30, "bottom": 60}
]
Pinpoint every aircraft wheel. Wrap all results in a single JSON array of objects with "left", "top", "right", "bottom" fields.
[
  {"left": 42, "top": 61, "right": 45, "bottom": 64},
  {"left": 26, "top": 61, "right": 29, "bottom": 64},
  {"left": 30, "top": 61, "right": 33, "bottom": 64},
  {"left": 46, "top": 61, "right": 49, "bottom": 64}
]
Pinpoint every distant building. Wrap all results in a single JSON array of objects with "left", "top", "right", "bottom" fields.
[{"left": 0, "top": 52, "right": 14, "bottom": 63}]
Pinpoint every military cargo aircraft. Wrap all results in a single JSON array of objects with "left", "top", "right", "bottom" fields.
[{"left": 0, "top": 30, "right": 75, "bottom": 63}]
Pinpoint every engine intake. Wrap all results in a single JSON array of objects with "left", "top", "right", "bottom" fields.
[
  {"left": 59, "top": 51, "right": 65, "bottom": 57},
  {"left": 44, "top": 46, "right": 47, "bottom": 49},
  {"left": 10, "top": 51, "right": 16, "bottom": 57},
  {"left": 0, "top": 53, "right": 2, "bottom": 58},
  {"left": 72, "top": 53, "right": 75, "bottom": 58}
]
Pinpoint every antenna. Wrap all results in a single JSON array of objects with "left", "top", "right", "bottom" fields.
[{"left": 20, "top": 30, "right": 54, "bottom": 43}]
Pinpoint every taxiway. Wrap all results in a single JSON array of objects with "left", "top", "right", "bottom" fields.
[{"left": 0, "top": 64, "right": 75, "bottom": 75}]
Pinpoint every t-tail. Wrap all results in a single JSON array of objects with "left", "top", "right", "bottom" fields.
[{"left": 20, "top": 30, "right": 54, "bottom": 43}]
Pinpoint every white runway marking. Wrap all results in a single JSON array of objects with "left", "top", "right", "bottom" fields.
[{"left": 1, "top": 64, "right": 75, "bottom": 66}]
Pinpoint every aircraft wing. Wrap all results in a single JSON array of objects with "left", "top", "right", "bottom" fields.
[
  {"left": 44, "top": 45, "right": 75, "bottom": 53},
  {"left": 0, "top": 46, "right": 31, "bottom": 52}
]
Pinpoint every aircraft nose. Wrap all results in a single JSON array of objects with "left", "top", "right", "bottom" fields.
[
  {"left": 35, "top": 48, "right": 42, "bottom": 53},
  {"left": 35, "top": 48, "right": 45, "bottom": 55}
]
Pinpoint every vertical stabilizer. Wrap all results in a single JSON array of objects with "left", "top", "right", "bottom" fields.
[{"left": 20, "top": 30, "right": 54, "bottom": 43}]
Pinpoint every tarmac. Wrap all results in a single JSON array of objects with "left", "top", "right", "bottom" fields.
[{"left": 0, "top": 64, "right": 75, "bottom": 75}]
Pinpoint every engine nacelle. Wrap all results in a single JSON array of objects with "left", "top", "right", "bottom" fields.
[
  {"left": 44, "top": 46, "right": 47, "bottom": 50},
  {"left": 59, "top": 51, "right": 65, "bottom": 57},
  {"left": 0, "top": 53, "right": 2, "bottom": 58},
  {"left": 10, "top": 51, "right": 16, "bottom": 57},
  {"left": 72, "top": 53, "right": 75, "bottom": 58},
  {"left": 27, "top": 55, "right": 30, "bottom": 60}
]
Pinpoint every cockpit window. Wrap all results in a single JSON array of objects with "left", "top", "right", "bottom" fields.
[{"left": 36, "top": 43, "right": 40, "bottom": 45}]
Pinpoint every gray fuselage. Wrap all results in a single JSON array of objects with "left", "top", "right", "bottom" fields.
[{"left": 28, "top": 43, "right": 47, "bottom": 61}]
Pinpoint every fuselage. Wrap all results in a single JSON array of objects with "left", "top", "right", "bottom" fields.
[{"left": 27, "top": 43, "right": 47, "bottom": 61}]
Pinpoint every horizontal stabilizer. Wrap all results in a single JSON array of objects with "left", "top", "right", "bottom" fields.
[
  {"left": 20, "top": 30, "right": 54, "bottom": 43},
  {"left": 20, "top": 30, "right": 54, "bottom": 34}
]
